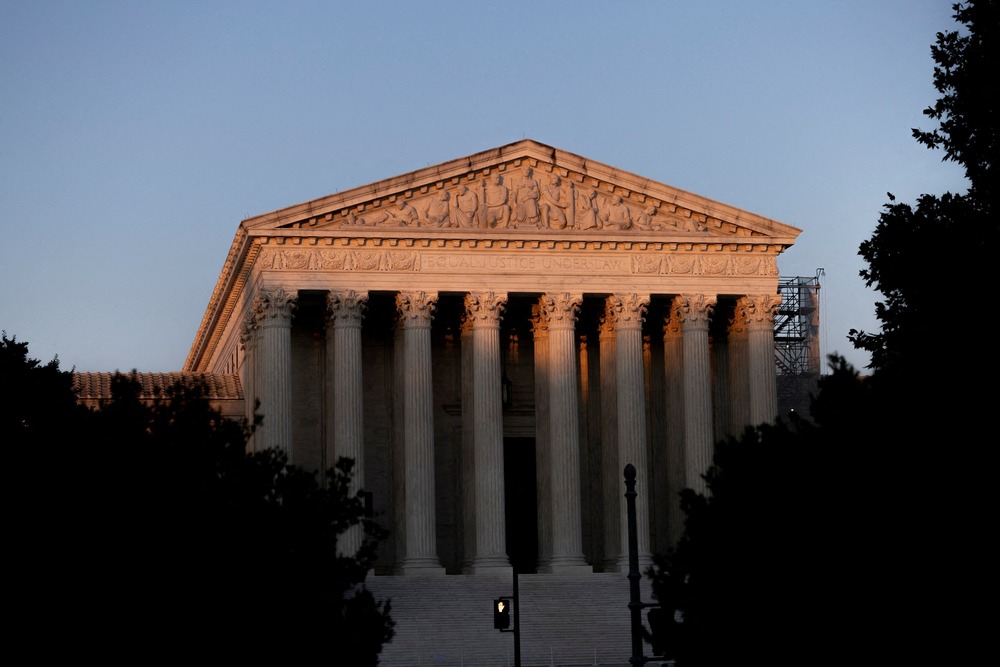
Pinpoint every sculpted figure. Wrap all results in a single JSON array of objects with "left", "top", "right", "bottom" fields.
[
  {"left": 512, "top": 168, "right": 542, "bottom": 227},
  {"left": 680, "top": 216, "right": 707, "bottom": 232},
  {"left": 541, "top": 174, "right": 570, "bottom": 230},
  {"left": 601, "top": 195, "right": 633, "bottom": 230},
  {"left": 483, "top": 173, "right": 511, "bottom": 228},
  {"left": 453, "top": 185, "right": 480, "bottom": 228},
  {"left": 387, "top": 199, "right": 419, "bottom": 226},
  {"left": 425, "top": 190, "right": 451, "bottom": 227},
  {"left": 575, "top": 188, "right": 600, "bottom": 230},
  {"left": 634, "top": 204, "right": 665, "bottom": 231}
]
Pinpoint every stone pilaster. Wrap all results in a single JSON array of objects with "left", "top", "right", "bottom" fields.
[
  {"left": 464, "top": 291, "right": 511, "bottom": 573},
  {"left": 742, "top": 294, "right": 782, "bottom": 426},
  {"left": 677, "top": 294, "right": 717, "bottom": 494},
  {"left": 326, "top": 289, "right": 368, "bottom": 558},
  {"left": 530, "top": 304, "right": 552, "bottom": 571},
  {"left": 537, "top": 293, "right": 590, "bottom": 573},
  {"left": 255, "top": 287, "right": 296, "bottom": 457},
  {"left": 662, "top": 303, "right": 686, "bottom": 547},
  {"left": 396, "top": 291, "right": 444, "bottom": 575},
  {"left": 608, "top": 293, "right": 652, "bottom": 571}
]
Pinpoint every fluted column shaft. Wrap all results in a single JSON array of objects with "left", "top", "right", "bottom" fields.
[
  {"left": 727, "top": 310, "right": 751, "bottom": 436},
  {"left": 239, "top": 316, "right": 259, "bottom": 452},
  {"left": 599, "top": 317, "right": 619, "bottom": 569},
  {"left": 460, "top": 317, "right": 476, "bottom": 571},
  {"left": 677, "top": 294, "right": 717, "bottom": 494},
  {"left": 743, "top": 294, "right": 782, "bottom": 425},
  {"left": 397, "top": 291, "right": 444, "bottom": 575},
  {"left": 465, "top": 292, "right": 511, "bottom": 572},
  {"left": 662, "top": 304, "right": 686, "bottom": 547},
  {"left": 538, "top": 293, "right": 590, "bottom": 572},
  {"left": 531, "top": 305, "right": 553, "bottom": 570},
  {"left": 256, "top": 287, "right": 296, "bottom": 457},
  {"left": 326, "top": 290, "right": 368, "bottom": 557},
  {"left": 609, "top": 293, "right": 651, "bottom": 571}
]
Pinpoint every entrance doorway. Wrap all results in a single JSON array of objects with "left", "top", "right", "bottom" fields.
[{"left": 503, "top": 437, "right": 538, "bottom": 573}]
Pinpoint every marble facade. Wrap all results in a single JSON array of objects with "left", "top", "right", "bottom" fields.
[{"left": 185, "top": 139, "right": 801, "bottom": 579}]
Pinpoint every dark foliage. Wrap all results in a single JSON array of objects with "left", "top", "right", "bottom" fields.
[
  {"left": 647, "top": 360, "right": 887, "bottom": 666},
  {"left": 2, "top": 335, "right": 393, "bottom": 663},
  {"left": 648, "top": 3, "right": 997, "bottom": 664}
]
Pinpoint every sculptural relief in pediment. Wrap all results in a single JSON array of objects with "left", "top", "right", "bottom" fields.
[{"left": 285, "top": 164, "right": 762, "bottom": 238}]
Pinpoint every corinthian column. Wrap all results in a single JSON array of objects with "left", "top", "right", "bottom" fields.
[
  {"left": 538, "top": 293, "right": 590, "bottom": 573},
  {"left": 727, "top": 307, "right": 751, "bottom": 437},
  {"left": 531, "top": 304, "right": 552, "bottom": 571},
  {"left": 465, "top": 291, "right": 511, "bottom": 573},
  {"left": 741, "top": 294, "right": 782, "bottom": 425},
  {"left": 326, "top": 290, "right": 368, "bottom": 558},
  {"left": 255, "top": 287, "right": 296, "bottom": 457},
  {"left": 676, "top": 294, "right": 717, "bottom": 494},
  {"left": 396, "top": 291, "right": 444, "bottom": 575},
  {"left": 239, "top": 314, "right": 259, "bottom": 452},
  {"left": 461, "top": 316, "right": 476, "bottom": 571},
  {"left": 608, "top": 293, "right": 651, "bottom": 571},
  {"left": 662, "top": 303, "right": 686, "bottom": 547},
  {"left": 599, "top": 315, "right": 620, "bottom": 570}
]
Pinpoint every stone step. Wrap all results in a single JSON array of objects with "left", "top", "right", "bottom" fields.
[{"left": 365, "top": 572, "right": 657, "bottom": 667}]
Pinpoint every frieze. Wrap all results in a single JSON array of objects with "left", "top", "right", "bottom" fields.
[
  {"left": 258, "top": 246, "right": 779, "bottom": 276},
  {"left": 280, "top": 162, "right": 764, "bottom": 238}
]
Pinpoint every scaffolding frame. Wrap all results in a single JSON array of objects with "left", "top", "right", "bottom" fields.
[{"left": 775, "top": 271, "right": 823, "bottom": 377}]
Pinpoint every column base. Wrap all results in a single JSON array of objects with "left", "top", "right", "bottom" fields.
[
  {"left": 542, "top": 560, "right": 594, "bottom": 574},
  {"left": 469, "top": 556, "right": 512, "bottom": 575},
  {"left": 615, "top": 554, "right": 653, "bottom": 573},
  {"left": 398, "top": 557, "right": 446, "bottom": 576}
]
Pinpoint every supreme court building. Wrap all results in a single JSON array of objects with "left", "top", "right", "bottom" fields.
[{"left": 183, "top": 140, "right": 801, "bottom": 665}]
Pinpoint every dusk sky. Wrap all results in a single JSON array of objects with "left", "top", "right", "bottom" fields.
[{"left": 1, "top": 1, "right": 968, "bottom": 374}]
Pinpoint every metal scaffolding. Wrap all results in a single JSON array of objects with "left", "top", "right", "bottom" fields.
[
  {"left": 775, "top": 271, "right": 823, "bottom": 376},
  {"left": 774, "top": 270, "right": 824, "bottom": 416}
]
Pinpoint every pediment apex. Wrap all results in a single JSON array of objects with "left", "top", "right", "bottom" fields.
[{"left": 241, "top": 140, "right": 801, "bottom": 242}]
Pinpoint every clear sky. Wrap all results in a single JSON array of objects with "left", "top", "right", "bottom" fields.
[{"left": 1, "top": 0, "right": 968, "bottom": 374}]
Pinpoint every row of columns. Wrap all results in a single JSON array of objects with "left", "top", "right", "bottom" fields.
[{"left": 240, "top": 287, "right": 781, "bottom": 573}]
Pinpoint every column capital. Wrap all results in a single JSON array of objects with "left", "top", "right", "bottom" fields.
[
  {"left": 256, "top": 287, "right": 297, "bottom": 324},
  {"left": 396, "top": 291, "right": 438, "bottom": 326},
  {"left": 738, "top": 294, "right": 782, "bottom": 331},
  {"left": 530, "top": 302, "right": 548, "bottom": 338},
  {"left": 538, "top": 293, "right": 582, "bottom": 330},
  {"left": 327, "top": 289, "right": 369, "bottom": 326},
  {"left": 675, "top": 293, "right": 717, "bottom": 329},
  {"left": 240, "top": 315, "right": 259, "bottom": 350},
  {"left": 663, "top": 299, "right": 684, "bottom": 339},
  {"left": 605, "top": 293, "right": 650, "bottom": 331},
  {"left": 464, "top": 291, "right": 507, "bottom": 325}
]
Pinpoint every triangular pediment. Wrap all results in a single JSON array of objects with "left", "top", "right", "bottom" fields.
[
  {"left": 242, "top": 140, "right": 800, "bottom": 242},
  {"left": 186, "top": 140, "right": 802, "bottom": 372}
]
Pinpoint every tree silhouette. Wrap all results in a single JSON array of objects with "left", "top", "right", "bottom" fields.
[
  {"left": 647, "top": 3, "right": 997, "bottom": 664},
  {"left": 2, "top": 334, "right": 393, "bottom": 663}
]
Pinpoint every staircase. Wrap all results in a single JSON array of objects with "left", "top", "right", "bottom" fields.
[{"left": 366, "top": 572, "right": 653, "bottom": 666}]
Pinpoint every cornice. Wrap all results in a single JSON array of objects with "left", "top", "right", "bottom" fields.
[
  {"left": 241, "top": 140, "right": 800, "bottom": 241},
  {"left": 184, "top": 229, "right": 261, "bottom": 371}
]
